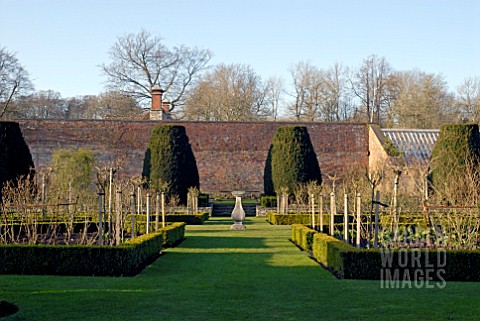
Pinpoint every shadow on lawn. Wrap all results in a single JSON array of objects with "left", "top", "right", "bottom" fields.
[{"left": 179, "top": 236, "right": 267, "bottom": 249}]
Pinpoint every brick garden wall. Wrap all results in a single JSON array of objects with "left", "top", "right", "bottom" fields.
[{"left": 17, "top": 120, "right": 369, "bottom": 193}]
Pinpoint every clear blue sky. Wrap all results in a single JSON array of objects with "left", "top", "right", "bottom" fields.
[{"left": 1, "top": 0, "right": 479, "bottom": 98}]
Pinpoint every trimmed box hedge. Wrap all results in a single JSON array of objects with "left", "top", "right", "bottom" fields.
[
  {"left": 0, "top": 222, "right": 186, "bottom": 276},
  {"left": 165, "top": 213, "right": 209, "bottom": 225},
  {"left": 268, "top": 212, "right": 332, "bottom": 226},
  {"left": 291, "top": 224, "right": 316, "bottom": 251},
  {"left": 126, "top": 213, "right": 208, "bottom": 235},
  {"left": 260, "top": 195, "right": 277, "bottom": 208},
  {"left": 267, "top": 212, "right": 311, "bottom": 225},
  {"left": 293, "top": 224, "right": 480, "bottom": 281}
]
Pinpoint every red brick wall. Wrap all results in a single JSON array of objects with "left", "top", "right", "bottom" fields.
[{"left": 17, "top": 120, "right": 369, "bottom": 193}]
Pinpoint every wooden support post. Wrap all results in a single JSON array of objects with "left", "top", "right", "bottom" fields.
[
  {"left": 310, "top": 193, "right": 315, "bottom": 229},
  {"left": 282, "top": 193, "right": 288, "bottom": 214},
  {"left": 155, "top": 192, "right": 160, "bottom": 231},
  {"left": 41, "top": 173, "right": 46, "bottom": 220},
  {"left": 115, "top": 188, "right": 121, "bottom": 246},
  {"left": 137, "top": 186, "right": 141, "bottom": 216},
  {"left": 108, "top": 168, "right": 114, "bottom": 238},
  {"left": 130, "top": 191, "right": 136, "bottom": 238},
  {"left": 195, "top": 195, "right": 198, "bottom": 215},
  {"left": 374, "top": 191, "right": 380, "bottom": 248},
  {"left": 98, "top": 191, "right": 104, "bottom": 245},
  {"left": 161, "top": 192, "right": 166, "bottom": 228},
  {"left": 319, "top": 194, "right": 323, "bottom": 232},
  {"left": 330, "top": 192, "right": 335, "bottom": 236},
  {"left": 356, "top": 193, "right": 361, "bottom": 249},
  {"left": 393, "top": 170, "right": 401, "bottom": 245},
  {"left": 276, "top": 193, "right": 280, "bottom": 214},
  {"left": 344, "top": 194, "right": 348, "bottom": 243},
  {"left": 146, "top": 193, "right": 151, "bottom": 234}
]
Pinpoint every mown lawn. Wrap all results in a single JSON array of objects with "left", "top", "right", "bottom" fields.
[
  {"left": 1, "top": 217, "right": 480, "bottom": 320},
  {"left": 213, "top": 199, "right": 259, "bottom": 205}
]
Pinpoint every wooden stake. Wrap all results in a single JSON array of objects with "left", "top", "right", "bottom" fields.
[
  {"left": 130, "top": 191, "right": 135, "bottom": 238},
  {"left": 374, "top": 191, "right": 380, "bottom": 248},
  {"left": 330, "top": 192, "right": 335, "bottom": 236},
  {"left": 161, "top": 192, "right": 166, "bottom": 228},
  {"left": 98, "top": 191, "right": 104, "bottom": 245},
  {"left": 155, "top": 192, "right": 160, "bottom": 231},
  {"left": 393, "top": 170, "right": 401, "bottom": 245},
  {"left": 356, "top": 193, "right": 361, "bottom": 249},
  {"left": 344, "top": 194, "right": 348, "bottom": 243},
  {"left": 319, "top": 194, "right": 323, "bottom": 232},
  {"left": 310, "top": 193, "right": 315, "bottom": 229},
  {"left": 115, "top": 188, "right": 121, "bottom": 246},
  {"left": 146, "top": 193, "right": 151, "bottom": 234}
]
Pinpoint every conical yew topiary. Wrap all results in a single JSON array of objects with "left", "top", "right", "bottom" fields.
[
  {"left": 0, "top": 122, "right": 34, "bottom": 195},
  {"left": 429, "top": 124, "right": 480, "bottom": 202},
  {"left": 142, "top": 125, "right": 199, "bottom": 204},
  {"left": 264, "top": 126, "right": 322, "bottom": 195}
]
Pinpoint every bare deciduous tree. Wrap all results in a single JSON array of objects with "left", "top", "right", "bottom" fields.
[
  {"left": 101, "top": 29, "right": 212, "bottom": 113},
  {"left": 288, "top": 61, "right": 354, "bottom": 122},
  {"left": 389, "top": 70, "right": 453, "bottom": 128},
  {"left": 14, "top": 90, "right": 65, "bottom": 119},
  {"left": 351, "top": 54, "right": 393, "bottom": 124},
  {"left": 265, "top": 75, "right": 284, "bottom": 121},
  {"left": 86, "top": 91, "right": 142, "bottom": 119},
  {"left": 184, "top": 63, "right": 271, "bottom": 121},
  {"left": 455, "top": 76, "right": 480, "bottom": 123},
  {"left": 0, "top": 46, "right": 34, "bottom": 118},
  {"left": 321, "top": 62, "right": 353, "bottom": 121},
  {"left": 289, "top": 61, "right": 323, "bottom": 121}
]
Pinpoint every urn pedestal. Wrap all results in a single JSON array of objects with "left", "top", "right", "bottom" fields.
[{"left": 231, "top": 191, "right": 246, "bottom": 230}]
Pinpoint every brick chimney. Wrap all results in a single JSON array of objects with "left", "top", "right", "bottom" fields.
[{"left": 150, "top": 85, "right": 165, "bottom": 120}]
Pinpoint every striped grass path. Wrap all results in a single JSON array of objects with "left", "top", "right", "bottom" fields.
[{"left": 1, "top": 217, "right": 480, "bottom": 320}]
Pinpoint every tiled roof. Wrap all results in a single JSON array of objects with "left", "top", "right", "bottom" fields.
[{"left": 381, "top": 129, "right": 439, "bottom": 165}]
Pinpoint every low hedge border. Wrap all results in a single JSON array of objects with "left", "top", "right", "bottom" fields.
[
  {"left": 292, "top": 224, "right": 480, "bottom": 281},
  {"left": 0, "top": 222, "right": 186, "bottom": 276},
  {"left": 291, "top": 224, "right": 316, "bottom": 252},
  {"left": 267, "top": 212, "right": 311, "bottom": 225},
  {"left": 164, "top": 213, "right": 209, "bottom": 225},
  {"left": 260, "top": 195, "right": 277, "bottom": 208},
  {"left": 268, "top": 212, "right": 338, "bottom": 226},
  {"left": 126, "top": 212, "right": 208, "bottom": 235}
]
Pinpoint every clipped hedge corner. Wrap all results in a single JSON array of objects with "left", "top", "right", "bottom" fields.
[{"left": 0, "top": 222, "right": 186, "bottom": 276}]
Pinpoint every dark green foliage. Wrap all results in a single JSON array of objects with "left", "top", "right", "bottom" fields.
[
  {"left": 263, "top": 145, "right": 274, "bottom": 195},
  {"left": 142, "top": 125, "right": 199, "bottom": 204},
  {"left": 0, "top": 122, "right": 34, "bottom": 193},
  {"left": 260, "top": 195, "right": 277, "bottom": 208},
  {"left": 49, "top": 148, "right": 95, "bottom": 203},
  {"left": 198, "top": 193, "right": 209, "bottom": 207},
  {"left": 0, "top": 223, "right": 185, "bottom": 276},
  {"left": 265, "top": 126, "right": 321, "bottom": 195},
  {"left": 429, "top": 124, "right": 480, "bottom": 198},
  {"left": 384, "top": 137, "right": 402, "bottom": 157}
]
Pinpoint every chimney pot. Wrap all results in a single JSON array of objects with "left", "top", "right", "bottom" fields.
[
  {"left": 162, "top": 99, "right": 170, "bottom": 112},
  {"left": 151, "top": 86, "right": 164, "bottom": 111}
]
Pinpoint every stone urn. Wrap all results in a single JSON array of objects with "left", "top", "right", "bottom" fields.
[{"left": 231, "top": 191, "right": 246, "bottom": 230}]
